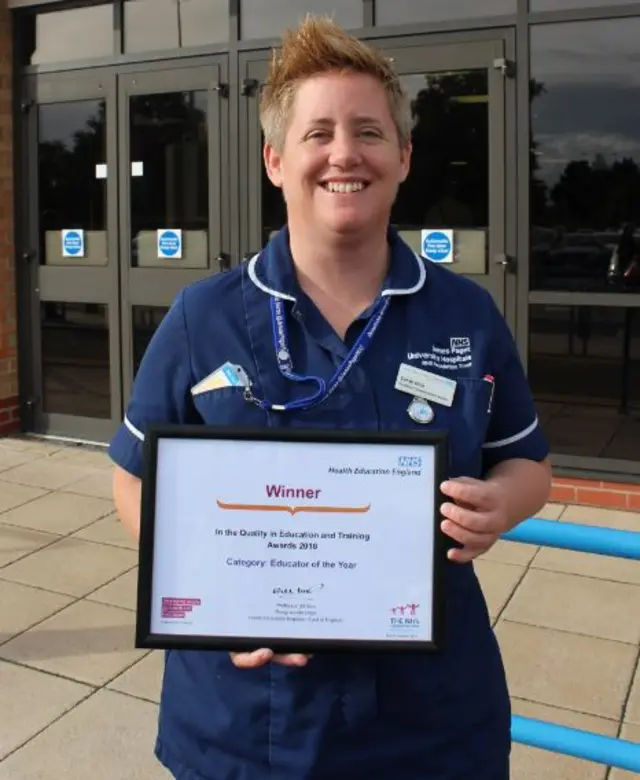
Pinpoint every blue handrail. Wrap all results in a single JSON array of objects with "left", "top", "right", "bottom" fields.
[
  {"left": 498, "top": 516, "right": 640, "bottom": 773},
  {"left": 503, "top": 517, "right": 640, "bottom": 560}
]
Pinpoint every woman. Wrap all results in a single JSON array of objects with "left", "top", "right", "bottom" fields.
[{"left": 111, "top": 16, "right": 552, "bottom": 780}]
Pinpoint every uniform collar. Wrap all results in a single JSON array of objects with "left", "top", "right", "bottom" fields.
[{"left": 246, "top": 225, "right": 427, "bottom": 303}]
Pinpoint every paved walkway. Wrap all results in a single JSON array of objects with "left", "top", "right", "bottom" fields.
[{"left": 0, "top": 435, "right": 638, "bottom": 779}]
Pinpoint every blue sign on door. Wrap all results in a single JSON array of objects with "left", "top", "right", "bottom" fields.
[
  {"left": 421, "top": 229, "right": 454, "bottom": 263},
  {"left": 62, "top": 229, "right": 85, "bottom": 258},
  {"left": 157, "top": 229, "right": 183, "bottom": 259}
]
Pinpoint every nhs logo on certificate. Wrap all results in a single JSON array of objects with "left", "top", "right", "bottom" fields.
[{"left": 398, "top": 456, "right": 422, "bottom": 468}]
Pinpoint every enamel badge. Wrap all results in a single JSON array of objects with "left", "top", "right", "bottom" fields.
[{"left": 407, "top": 397, "right": 435, "bottom": 424}]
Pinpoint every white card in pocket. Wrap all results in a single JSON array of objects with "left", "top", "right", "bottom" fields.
[{"left": 190, "top": 362, "right": 250, "bottom": 396}]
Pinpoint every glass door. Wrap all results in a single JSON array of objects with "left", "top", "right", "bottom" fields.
[
  {"left": 22, "top": 71, "right": 121, "bottom": 441},
  {"left": 117, "top": 59, "right": 229, "bottom": 404},
  {"left": 240, "top": 36, "right": 513, "bottom": 314}
]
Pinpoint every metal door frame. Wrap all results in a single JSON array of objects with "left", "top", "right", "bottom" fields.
[
  {"left": 21, "top": 68, "right": 121, "bottom": 442},
  {"left": 239, "top": 27, "right": 518, "bottom": 327},
  {"left": 115, "top": 57, "right": 229, "bottom": 406}
]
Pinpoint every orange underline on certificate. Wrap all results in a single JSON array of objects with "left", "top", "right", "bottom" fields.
[{"left": 216, "top": 500, "right": 371, "bottom": 517}]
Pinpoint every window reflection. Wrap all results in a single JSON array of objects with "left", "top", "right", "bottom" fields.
[
  {"left": 38, "top": 101, "right": 108, "bottom": 268},
  {"left": 531, "top": 0, "right": 639, "bottom": 10},
  {"left": 241, "top": 0, "right": 362, "bottom": 39},
  {"left": 130, "top": 92, "right": 209, "bottom": 269},
  {"left": 530, "top": 304, "right": 640, "bottom": 460},
  {"left": 41, "top": 303, "right": 110, "bottom": 419},
  {"left": 530, "top": 19, "right": 640, "bottom": 292},
  {"left": 376, "top": 0, "right": 514, "bottom": 25},
  {"left": 28, "top": 5, "right": 114, "bottom": 65},
  {"left": 132, "top": 306, "right": 169, "bottom": 376},
  {"left": 124, "top": 0, "right": 229, "bottom": 52},
  {"left": 392, "top": 71, "right": 489, "bottom": 273}
]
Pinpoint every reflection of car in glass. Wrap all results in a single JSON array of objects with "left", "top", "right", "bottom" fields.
[{"left": 532, "top": 229, "right": 611, "bottom": 289}]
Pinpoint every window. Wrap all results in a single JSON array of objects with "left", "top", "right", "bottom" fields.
[
  {"left": 28, "top": 5, "right": 114, "bottom": 65},
  {"left": 531, "top": 0, "right": 640, "bottom": 11},
  {"left": 40, "top": 303, "right": 111, "bottom": 419},
  {"left": 530, "top": 19, "right": 640, "bottom": 293},
  {"left": 530, "top": 304, "right": 640, "bottom": 460},
  {"left": 124, "top": 0, "right": 229, "bottom": 52},
  {"left": 240, "top": 0, "right": 362, "bottom": 40},
  {"left": 376, "top": 0, "right": 515, "bottom": 25}
]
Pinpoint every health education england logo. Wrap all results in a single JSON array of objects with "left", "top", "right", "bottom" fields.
[{"left": 388, "top": 602, "right": 421, "bottom": 638}]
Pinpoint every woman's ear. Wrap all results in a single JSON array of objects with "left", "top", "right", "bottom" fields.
[{"left": 264, "top": 143, "right": 284, "bottom": 188}]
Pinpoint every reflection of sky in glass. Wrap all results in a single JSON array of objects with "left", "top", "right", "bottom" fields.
[
  {"left": 531, "top": 18, "right": 640, "bottom": 186},
  {"left": 376, "top": 0, "right": 514, "bottom": 25}
]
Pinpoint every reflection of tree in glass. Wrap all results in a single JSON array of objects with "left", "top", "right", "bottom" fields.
[
  {"left": 38, "top": 100, "right": 107, "bottom": 262},
  {"left": 130, "top": 92, "right": 208, "bottom": 233},
  {"left": 392, "top": 70, "right": 489, "bottom": 229}
]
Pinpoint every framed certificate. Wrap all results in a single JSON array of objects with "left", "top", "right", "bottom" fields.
[{"left": 136, "top": 426, "right": 449, "bottom": 653}]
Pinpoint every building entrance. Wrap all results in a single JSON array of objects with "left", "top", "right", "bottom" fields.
[{"left": 19, "top": 34, "right": 516, "bottom": 443}]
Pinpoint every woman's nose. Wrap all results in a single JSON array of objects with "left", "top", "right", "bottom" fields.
[{"left": 328, "top": 131, "right": 362, "bottom": 168}]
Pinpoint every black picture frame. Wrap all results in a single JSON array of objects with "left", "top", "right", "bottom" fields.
[{"left": 136, "top": 424, "right": 449, "bottom": 654}]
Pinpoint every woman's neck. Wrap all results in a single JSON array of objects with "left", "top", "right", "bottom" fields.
[{"left": 288, "top": 230, "right": 389, "bottom": 337}]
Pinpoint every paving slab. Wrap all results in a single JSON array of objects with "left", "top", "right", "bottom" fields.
[
  {"left": 0, "top": 689, "right": 169, "bottom": 780},
  {"left": 503, "top": 569, "right": 640, "bottom": 644},
  {"left": 0, "top": 580, "right": 74, "bottom": 646},
  {"left": 0, "top": 461, "right": 101, "bottom": 491},
  {"left": 496, "top": 620, "right": 637, "bottom": 720},
  {"left": 511, "top": 698, "right": 617, "bottom": 780},
  {"left": 108, "top": 650, "right": 164, "bottom": 704},
  {"left": 0, "top": 524, "right": 59, "bottom": 568},
  {"left": 0, "top": 660, "right": 92, "bottom": 761},
  {"left": 473, "top": 559, "right": 525, "bottom": 622},
  {"left": 0, "top": 599, "right": 146, "bottom": 686},
  {"left": 0, "top": 537, "right": 137, "bottom": 597},
  {"left": 0, "top": 492, "right": 114, "bottom": 535},
  {"left": 0, "top": 482, "right": 48, "bottom": 515}
]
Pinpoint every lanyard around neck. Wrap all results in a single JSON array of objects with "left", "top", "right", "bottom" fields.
[{"left": 244, "top": 294, "right": 390, "bottom": 413}]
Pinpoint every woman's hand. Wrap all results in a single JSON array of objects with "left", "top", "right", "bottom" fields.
[
  {"left": 230, "top": 650, "right": 312, "bottom": 669},
  {"left": 439, "top": 476, "right": 509, "bottom": 563}
]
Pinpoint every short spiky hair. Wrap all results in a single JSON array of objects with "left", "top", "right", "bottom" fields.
[{"left": 260, "top": 15, "right": 412, "bottom": 152}]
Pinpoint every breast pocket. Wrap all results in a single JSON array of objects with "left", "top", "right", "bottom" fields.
[
  {"left": 192, "top": 386, "right": 270, "bottom": 427},
  {"left": 440, "top": 377, "right": 493, "bottom": 475}
]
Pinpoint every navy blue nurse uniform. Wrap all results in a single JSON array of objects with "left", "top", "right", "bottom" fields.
[{"left": 109, "top": 227, "right": 548, "bottom": 780}]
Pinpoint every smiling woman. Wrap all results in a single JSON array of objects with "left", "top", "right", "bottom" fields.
[{"left": 110, "top": 14, "right": 551, "bottom": 780}]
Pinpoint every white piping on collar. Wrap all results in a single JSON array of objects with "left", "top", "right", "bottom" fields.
[
  {"left": 247, "top": 250, "right": 427, "bottom": 300},
  {"left": 247, "top": 254, "right": 297, "bottom": 302},
  {"left": 381, "top": 253, "right": 426, "bottom": 297}
]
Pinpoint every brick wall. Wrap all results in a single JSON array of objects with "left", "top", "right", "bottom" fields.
[{"left": 0, "top": 1, "right": 19, "bottom": 436}]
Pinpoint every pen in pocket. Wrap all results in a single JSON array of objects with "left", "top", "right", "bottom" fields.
[{"left": 483, "top": 374, "right": 495, "bottom": 413}]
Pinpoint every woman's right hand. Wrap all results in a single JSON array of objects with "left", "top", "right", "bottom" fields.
[{"left": 230, "top": 649, "right": 312, "bottom": 668}]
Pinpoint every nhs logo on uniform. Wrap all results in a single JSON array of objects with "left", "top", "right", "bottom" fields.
[{"left": 398, "top": 456, "right": 422, "bottom": 468}]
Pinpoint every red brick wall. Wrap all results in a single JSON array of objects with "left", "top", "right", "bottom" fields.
[
  {"left": 551, "top": 477, "right": 640, "bottom": 511},
  {"left": 0, "top": 1, "right": 19, "bottom": 436}
]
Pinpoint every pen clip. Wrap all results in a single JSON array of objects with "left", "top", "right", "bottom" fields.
[{"left": 483, "top": 374, "right": 495, "bottom": 414}]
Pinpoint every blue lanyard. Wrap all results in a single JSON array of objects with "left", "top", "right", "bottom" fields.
[{"left": 245, "top": 295, "right": 390, "bottom": 413}]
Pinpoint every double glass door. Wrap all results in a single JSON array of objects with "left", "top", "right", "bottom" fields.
[
  {"left": 20, "top": 34, "right": 514, "bottom": 444},
  {"left": 21, "top": 59, "right": 228, "bottom": 441}
]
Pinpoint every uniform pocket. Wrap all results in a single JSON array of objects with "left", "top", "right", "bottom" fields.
[{"left": 192, "top": 386, "right": 270, "bottom": 427}]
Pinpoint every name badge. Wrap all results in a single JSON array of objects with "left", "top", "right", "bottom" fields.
[{"left": 395, "top": 363, "right": 457, "bottom": 407}]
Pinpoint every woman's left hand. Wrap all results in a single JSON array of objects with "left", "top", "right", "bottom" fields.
[{"left": 439, "top": 476, "right": 509, "bottom": 563}]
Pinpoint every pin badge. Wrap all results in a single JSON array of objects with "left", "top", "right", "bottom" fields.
[{"left": 407, "top": 397, "right": 434, "bottom": 424}]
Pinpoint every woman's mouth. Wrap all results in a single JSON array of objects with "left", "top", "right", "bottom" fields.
[{"left": 320, "top": 180, "right": 369, "bottom": 193}]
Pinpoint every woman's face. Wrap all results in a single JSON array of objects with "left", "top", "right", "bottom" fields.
[{"left": 264, "top": 71, "right": 411, "bottom": 241}]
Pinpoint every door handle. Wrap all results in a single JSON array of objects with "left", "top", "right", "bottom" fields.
[{"left": 494, "top": 253, "right": 515, "bottom": 270}]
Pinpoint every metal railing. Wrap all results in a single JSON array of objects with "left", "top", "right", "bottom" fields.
[{"left": 500, "top": 517, "right": 640, "bottom": 773}]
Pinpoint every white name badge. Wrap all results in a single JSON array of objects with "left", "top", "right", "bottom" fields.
[{"left": 395, "top": 363, "right": 457, "bottom": 407}]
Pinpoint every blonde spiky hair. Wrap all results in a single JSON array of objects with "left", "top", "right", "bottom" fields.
[{"left": 259, "top": 15, "right": 412, "bottom": 152}]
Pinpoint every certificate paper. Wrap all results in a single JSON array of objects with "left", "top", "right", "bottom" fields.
[{"left": 137, "top": 427, "right": 448, "bottom": 653}]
